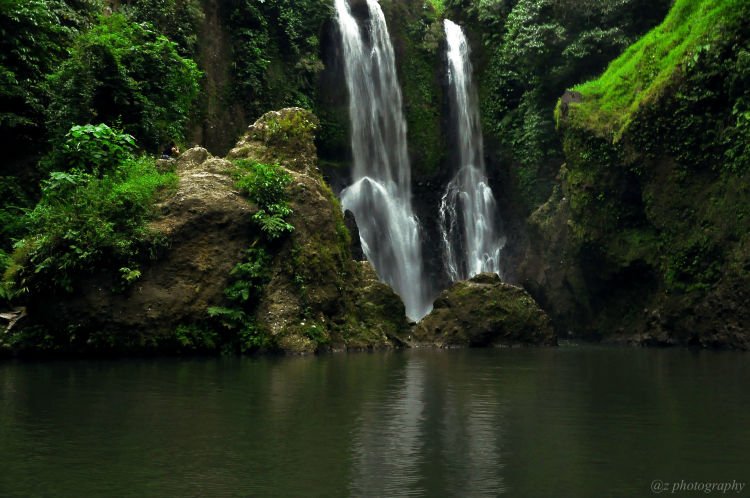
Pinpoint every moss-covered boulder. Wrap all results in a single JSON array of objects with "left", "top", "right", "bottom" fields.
[
  {"left": 415, "top": 273, "right": 556, "bottom": 347},
  {"left": 7, "top": 108, "right": 411, "bottom": 356},
  {"left": 220, "top": 108, "right": 411, "bottom": 354}
]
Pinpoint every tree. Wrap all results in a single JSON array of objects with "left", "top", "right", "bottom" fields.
[{"left": 46, "top": 13, "right": 202, "bottom": 152}]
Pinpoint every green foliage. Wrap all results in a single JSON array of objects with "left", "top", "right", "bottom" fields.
[
  {"left": 224, "top": 248, "right": 271, "bottom": 303},
  {"left": 0, "top": 0, "right": 99, "bottom": 143},
  {"left": 207, "top": 247, "right": 273, "bottom": 353},
  {"left": 8, "top": 154, "right": 177, "bottom": 296},
  {"left": 253, "top": 205, "right": 295, "bottom": 240},
  {"left": 175, "top": 324, "right": 219, "bottom": 352},
  {"left": 569, "top": 0, "right": 745, "bottom": 139},
  {"left": 235, "top": 160, "right": 291, "bottom": 207},
  {"left": 553, "top": 0, "right": 750, "bottom": 306},
  {"left": 225, "top": 0, "right": 331, "bottom": 116},
  {"left": 384, "top": 0, "right": 444, "bottom": 175},
  {"left": 426, "top": 0, "right": 445, "bottom": 15},
  {"left": 46, "top": 13, "right": 202, "bottom": 152},
  {"left": 235, "top": 160, "right": 294, "bottom": 240},
  {"left": 256, "top": 110, "right": 319, "bottom": 147},
  {"left": 0, "top": 176, "right": 30, "bottom": 251},
  {"left": 121, "top": 0, "right": 204, "bottom": 56},
  {"left": 44, "top": 124, "right": 136, "bottom": 174},
  {"left": 0, "top": 249, "right": 12, "bottom": 303},
  {"left": 454, "top": 0, "right": 670, "bottom": 211}
]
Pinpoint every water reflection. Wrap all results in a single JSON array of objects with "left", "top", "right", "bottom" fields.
[
  {"left": 350, "top": 353, "right": 508, "bottom": 498},
  {"left": 350, "top": 357, "right": 426, "bottom": 497},
  {"left": 0, "top": 348, "right": 748, "bottom": 497}
]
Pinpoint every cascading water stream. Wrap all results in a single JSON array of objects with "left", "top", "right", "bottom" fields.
[
  {"left": 439, "top": 19, "right": 505, "bottom": 282},
  {"left": 334, "top": 0, "right": 431, "bottom": 320}
]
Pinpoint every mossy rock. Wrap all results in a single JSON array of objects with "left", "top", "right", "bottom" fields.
[
  {"left": 415, "top": 273, "right": 556, "bottom": 347},
  {"left": 230, "top": 108, "right": 411, "bottom": 354}
]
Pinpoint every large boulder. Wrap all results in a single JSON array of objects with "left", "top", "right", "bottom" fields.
[
  {"left": 229, "top": 108, "right": 409, "bottom": 353},
  {"left": 415, "top": 273, "right": 556, "bottom": 347},
  {"left": 17, "top": 147, "right": 256, "bottom": 351},
  {"left": 12, "top": 108, "right": 411, "bottom": 355}
]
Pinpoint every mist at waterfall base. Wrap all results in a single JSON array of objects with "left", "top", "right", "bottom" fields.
[
  {"left": 334, "top": 2, "right": 506, "bottom": 320},
  {"left": 335, "top": 0, "right": 430, "bottom": 321},
  {"left": 439, "top": 19, "right": 505, "bottom": 283}
]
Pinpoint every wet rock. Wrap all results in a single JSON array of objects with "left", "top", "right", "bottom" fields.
[
  {"left": 415, "top": 273, "right": 556, "bottom": 347},
  {"left": 18, "top": 108, "right": 413, "bottom": 355},
  {"left": 344, "top": 210, "right": 365, "bottom": 261}
]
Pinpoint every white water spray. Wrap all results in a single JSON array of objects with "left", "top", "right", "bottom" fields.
[
  {"left": 439, "top": 19, "right": 505, "bottom": 282},
  {"left": 335, "top": 0, "right": 431, "bottom": 320}
]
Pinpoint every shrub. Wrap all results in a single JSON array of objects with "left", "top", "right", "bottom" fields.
[
  {"left": 175, "top": 324, "right": 219, "bottom": 352},
  {"left": 121, "top": 0, "right": 205, "bottom": 56},
  {"left": 0, "top": 0, "right": 99, "bottom": 144},
  {"left": 8, "top": 155, "right": 177, "bottom": 296},
  {"left": 207, "top": 159, "right": 298, "bottom": 353},
  {"left": 44, "top": 123, "right": 136, "bottom": 174},
  {"left": 256, "top": 110, "right": 319, "bottom": 147},
  {"left": 46, "top": 13, "right": 202, "bottom": 152},
  {"left": 235, "top": 160, "right": 294, "bottom": 240},
  {"left": 0, "top": 176, "right": 29, "bottom": 251},
  {"left": 207, "top": 248, "right": 273, "bottom": 352},
  {"left": 226, "top": 0, "right": 330, "bottom": 117},
  {"left": 0, "top": 249, "right": 12, "bottom": 303}
]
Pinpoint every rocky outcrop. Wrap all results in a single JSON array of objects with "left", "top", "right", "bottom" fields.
[
  {"left": 14, "top": 108, "right": 411, "bottom": 355},
  {"left": 518, "top": 2, "right": 750, "bottom": 349},
  {"left": 414, "top": 273, "right": 556, "bottom": 347},
  {"left": 18, "top": 146, "right": 257, "bottom": 351},
  {"left": 227, "top": 108, "right": 410, "bottom": 353}
]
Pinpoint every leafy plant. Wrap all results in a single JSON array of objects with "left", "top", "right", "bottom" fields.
[
  {"left": 207, "top": 247, "right": 273, "bottom": 353},
  {"left": 0, "top": 0, "right": 98, "bottom": 144},
  {"left": 0, "top": 176, "right": 29, "bottom": 251},
  {"left": 447, "top": 0, "right": 671, "bottom": 212},
  {"left": 46, "top": 13, "right": 201, "bottom": 152},
  {"left": 225, "top": 0, "right": 331, "bottom": 117},
  {"left": 175, "top": 324, "right": 219, "bottom": 352},
  {"left": 8, "top": 154, "right": 177, "bottom": 296},
  {"left": 235, "top": 160, "right": 295, "bottom": 240},
  {"left": 120, "top": 0, "right": 205, "bottom": 56},
  {"left": 45, "top": 124, "right": 136, "bottom": 174},
  {"left": 260, "top": 110, "right": 319, "bottom": 146}
]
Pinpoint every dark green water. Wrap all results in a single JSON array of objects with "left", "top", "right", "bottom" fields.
[{"left": 1, "top": 346, "right": 749, "bottom": 497}]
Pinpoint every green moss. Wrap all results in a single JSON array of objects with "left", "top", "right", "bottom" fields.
[
  {"left": 568, "top": 0, "right": 745, "bottom": 139},
  {"left": 382, "top": 0, "right": 445, "bottom": 175},
  {"left": 426, "top": 0, "right": 445, "bottom": 16}
]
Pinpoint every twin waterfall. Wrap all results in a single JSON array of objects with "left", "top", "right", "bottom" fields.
[
  {"left": 439, "top": 20, "right": 504, "bottom": 282},
  {"left": 335, "top": 1, "right": 503, "bottom": 320}
]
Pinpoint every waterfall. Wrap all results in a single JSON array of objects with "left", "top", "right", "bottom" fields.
[
  {"left": 335, "top": 0, "right": 430, "bottom": 320},
  {"left": 439, "top": 19, "right": 505, "bottom": 282}
]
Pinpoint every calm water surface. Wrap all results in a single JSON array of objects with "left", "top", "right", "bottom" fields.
[{"left": 1, "top": 346, "right": 748, "bottom": 497}]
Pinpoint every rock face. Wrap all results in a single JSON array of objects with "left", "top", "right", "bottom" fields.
[
  {"left": 17, "top": 108, "right": 410, "bottom": 355},
  {"left": 227, "top": 108, "right": 410, "bottom": 353},
  {"left": 415, "top": 273, "right": 556, "bottom": 347},
  {"left": 19, "top": 146, "right": 255, "bottom": 352}
]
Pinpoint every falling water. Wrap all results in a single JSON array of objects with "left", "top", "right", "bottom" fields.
[
  {"left": 335, "top": 0, "right": 430, "bottom": 320},
  {"left": 439, "top": 19, "right": 505, "bottom": 282}
]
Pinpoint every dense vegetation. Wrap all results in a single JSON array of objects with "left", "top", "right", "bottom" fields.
[
  {"left": 223, "top": 0, "right": 330, "bottom": 118},
  {"left": 206, "top": 159, "right": 295, "bottom": 353},
  {"left": 5, "top": 126, "right": 176, "bottom": 300},
  {"left": 47, "top": 13, "right": 201, "bottom": 152},
  {"left": 534, "top": 0, "right": 750, "bottom": 344},
  {"left": 444, "top": 0, "right": 672, "bottom": 208}
]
